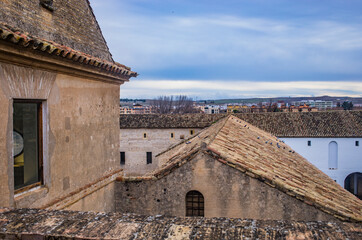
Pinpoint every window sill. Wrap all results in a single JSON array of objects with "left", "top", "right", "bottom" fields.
[
  {"left": 14, "top": 182, "right": 41, "bottom": 195},
  {"left": 14, "top": 183, "right": 48, "bottom": 199}
]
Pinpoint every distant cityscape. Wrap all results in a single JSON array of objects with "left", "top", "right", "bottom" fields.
[{"left": 120, "top": 96, "right": 362, "bottom": 114}]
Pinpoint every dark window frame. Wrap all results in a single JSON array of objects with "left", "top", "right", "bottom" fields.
[
  {"left": 13, "top": 99, "right": 43, "bottom": 193},
  {"left": 186, "top": 190, "right": 204, "bottom": 217},
  {"left": 356, "top": 141, "right": 359, "bottom": 147},
  {"left": 120, "top": 152, "right": 125, "bottom": 165},
  {"left": 307, "top": 140, "right": 311, "bottom": 146},
  {"left": 146, "top": 152, "right": 152, "bottom": 164}
]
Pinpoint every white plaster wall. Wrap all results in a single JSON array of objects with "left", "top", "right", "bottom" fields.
[
  {"left": 120, "top": 128, "right": 202, "bottom": 176},
  {"left": 281, "top": 138, "right": 362, "bottom": 187}
]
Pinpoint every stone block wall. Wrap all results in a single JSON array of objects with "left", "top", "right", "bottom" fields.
[{"left": 115, "top": 152, "right": 338, "bottom": 221}]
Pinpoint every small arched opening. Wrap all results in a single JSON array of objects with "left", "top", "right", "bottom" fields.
[
  {"left": 186, "top": 190, "right": 204, "bottom": 217},
  {"left": 328, "top": 141, "right": 338, "bottom": 169},
  {"left": 345, "top": 172, "right": 362, "bottom": 199}
]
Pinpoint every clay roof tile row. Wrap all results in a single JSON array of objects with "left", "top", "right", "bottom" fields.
[
  {"left": 0, "top": 208, "right": 361, "bottom": 239},
  {"left": 0, "top": 23, "right": 137, "bottom": 79},
  {"left": 120, "top": 111, "right": 362, "bottom": 137}
]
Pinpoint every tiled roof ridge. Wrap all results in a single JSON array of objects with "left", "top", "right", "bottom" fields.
[
  {"left": 0, "top": 22, "right": 137, "bottom": 78},
  {"left": 154, "top": 116, "right": 228, "bottom": 158}
]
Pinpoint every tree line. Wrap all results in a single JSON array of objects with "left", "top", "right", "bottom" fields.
[{"left": 151, "top": 95, "right": 199, "bottom": 114}]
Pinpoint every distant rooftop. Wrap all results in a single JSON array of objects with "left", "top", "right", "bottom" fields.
[
  {"left": 120, "top": 114, "right": 225, "bottom": 129},
  {"left": 120, "top": 111, "right": 362, "bottom": 137},
  {"left": 0, "top": 208, "right": 361, "bottom": 239}
]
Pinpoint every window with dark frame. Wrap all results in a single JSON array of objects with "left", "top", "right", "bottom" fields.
[
  {"left": 147, "top": 152, "right": 152, "bottom": 164},
  {"left": 13, "top": 100, "right": 43, "bottom": 191},
  {"left": 356, "top": 141, "right": 359, "bottom": 147},
  {"left": 120, "top": 152, "right": 125, "bottom": 165},
  {"left": 307, "top": 140, "right": 311, "bottom": 146},
  {"left": 171, "top": 133, "right": 174, "bottom": 138},
  {"left": 190, "top": 129, "right": 194, "bottom": 135},
  {"left": 143, "top": 133, "right": 147, "bottom": 139},
  {"left": 186, "top": 190, "right": 204, "bottom": 217}
]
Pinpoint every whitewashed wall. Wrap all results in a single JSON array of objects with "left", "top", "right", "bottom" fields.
[
  {"left": 120, "top": 128, "right": 202, "bottom": 176},
  {"left": 281, "top": 138, "right": 362, "bottom": 187}
]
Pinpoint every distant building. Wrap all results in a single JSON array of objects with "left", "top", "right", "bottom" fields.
[
  {"left": 202, "top": 105, "right": 220, "bottom": 114},
  {"left": 119, "top": 114, "right": 225, "bottom": 175},
  {"left": 294, "top": 100, "right": 333, "bottom": 110},
  {"left": 120, "top": 104, "right": 155, "bottom": 114}
]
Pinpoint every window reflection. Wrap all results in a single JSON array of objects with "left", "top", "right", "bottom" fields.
[{"left": 13, "top": 101, "right": 42, "bottom": 190}]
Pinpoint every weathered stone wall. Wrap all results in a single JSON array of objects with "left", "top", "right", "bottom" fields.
[
  {"left": 116, "top": 153, "right": 338, "bottom": 221},
  {"left": 0, "top": 80, "right": 11, "bottom": 207},
  {"left": 120, "top": 128, "right": 201, "bottom": 176},
  {"left": 65, "top": 181, "right": 116, "bottom": 212},
  {"left": 0, "top": 0, "right": 113, "bottom": 61},
  {"left": 0, "top": 63, "right": 120, "bottom": 210}
]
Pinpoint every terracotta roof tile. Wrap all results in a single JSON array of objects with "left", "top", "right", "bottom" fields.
[
  {"left": 0, "top": 208, "right": 361, "bottom": 239},
  {"left": 120, "top": 113, "right": 225, "bottom": 128},
  {"left": 120, "top": 111, "right": 362, "bottom": 137},
  {"left": 0, "top": 23, "right": 137, "bottom": 79},
  {"left": 235, "top": 111, "right": 362, "bottom": 138}
]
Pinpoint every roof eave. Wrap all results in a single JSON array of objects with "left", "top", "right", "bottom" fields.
[
  {"left": 0, "top": 23, "right": 137, "bottom": 83},
  {"left": 0, "top": 40, "right": 136, "bottom": 84}
]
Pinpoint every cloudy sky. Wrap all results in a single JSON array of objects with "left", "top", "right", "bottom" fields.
[{"left": 90, "top": 0, "right": 362, "bottom": 99}]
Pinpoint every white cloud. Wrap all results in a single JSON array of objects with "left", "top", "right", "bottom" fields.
[{"left": 97, "top": 11, "right": 362, "bottom": 74}]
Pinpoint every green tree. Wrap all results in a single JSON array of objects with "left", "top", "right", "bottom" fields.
[{"left": 342, "top": 101, "right": 353, "bottom": 110}]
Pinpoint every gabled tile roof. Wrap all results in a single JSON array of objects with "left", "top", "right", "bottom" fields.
[
  {"left": 137, "top": 116, "right": 362, "bottom": 222},
  {"left": 119, "top": 111, "right": 362, "bottom": 137},
  {"left": 0, "top": 23, "right": 137, "bottom": 79},
  {"left": 1, "top": 208, "right": 361, "bottom": 239}
]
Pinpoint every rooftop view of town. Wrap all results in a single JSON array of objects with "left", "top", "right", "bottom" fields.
[
  {"left": 0, "top": 0, "right": 361, "bottom": 239},
  {"left": 120, "top": 96, "right": 361, "bottom": 114}
]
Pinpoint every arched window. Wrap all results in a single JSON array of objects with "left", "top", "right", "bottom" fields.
[
  {"left": 345, "top": 173, "right": 362, "bottom": 199},
  {"left": 328, "top": 141, "right": 338, "bottom": 169},
  {"left": 186, "top": 190, "right": 204, "bottom": 217}
]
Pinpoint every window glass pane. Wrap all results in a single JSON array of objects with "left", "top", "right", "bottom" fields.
[
  {"left": 147, "top": 152, "right": 152, "bottom": 164},
  {"left": 120, "top": 152, "right": 125, "bottom": 165},
  {"left": 13, "top": 102, "right": 41, "bottom": 190}
]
